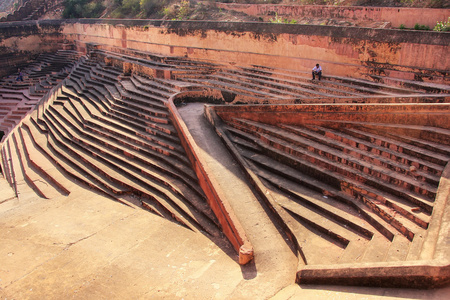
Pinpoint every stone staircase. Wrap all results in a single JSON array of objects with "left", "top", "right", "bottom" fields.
[
  {"left": 175, "top": 64, "right": 449, "bottom": 104},
  {"left": 206, "top": 103, "right": 449, "bottom": 268},
  {"left": 2, "top": 56, "right": 221, "bottom": 238},
  {"left": 0, "top": 50, "right": 80, "bottom": 139}
]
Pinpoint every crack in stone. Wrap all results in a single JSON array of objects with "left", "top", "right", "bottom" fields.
[{"left": 0, "top": 196, "right": 16, "bottom": 204}]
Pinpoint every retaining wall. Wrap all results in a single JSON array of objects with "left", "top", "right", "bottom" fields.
[
  {"left": 0, "top": 19, "right": 449, "bottom": 83},
  {"left": 61, "top": 19, "right": 449, "bottom": 83}
]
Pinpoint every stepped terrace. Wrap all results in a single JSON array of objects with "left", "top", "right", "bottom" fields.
[{"left": 0, "top": 18, "right": 449, "bottom": 298}]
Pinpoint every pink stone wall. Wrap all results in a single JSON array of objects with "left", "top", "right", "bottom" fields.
[
  {"left": 215, "top": 4, "right": 450, "bottom": 29},
  {"left": 61, "top": 21, "right": 449, "bottom": 83}
]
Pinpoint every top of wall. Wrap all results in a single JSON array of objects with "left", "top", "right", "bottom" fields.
[{"left": 59, "top": 19, "right": 450, "bottom": 46}]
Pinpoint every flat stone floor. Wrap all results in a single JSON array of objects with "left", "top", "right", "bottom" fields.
[
  {"left": 2, "top": 176, "right": 449, "bottom": 299},
  {"left": 0, "top": 102, "right": 449, "bottom": 299}
]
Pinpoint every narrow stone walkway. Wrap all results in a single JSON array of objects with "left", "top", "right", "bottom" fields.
[{"left": 178, "top": 103, "right": 298, "bottom": 299}]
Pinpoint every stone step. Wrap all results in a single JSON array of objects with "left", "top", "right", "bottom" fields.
[
  {"left": 352, "top": 122, "right": 450, "bottom": 148},
  {"left": 108, "top": 100, "right": 169, "bottom": 125},
  {"left": 307, "top": 124, "right": 445, "bottom": 177},
  {"left": 250, "top": 154, "right": 375, "bottom": 239},
  {"left": 23, "top": 119, "right": 126, "bottom": 202},
  {"left": 61, "top": 99, "right": 196, "bottom": 181},
  {"left": 62, "top": 82, "right": 110, "bottom": 117},
  {"left": 91, "top": 65, "right": 121, "bottom": 82},
  {"left": 62, "top": 89, "right": 182, "bottom": 150},
  {"left": 225, "top": 123, "right": 430, "bottom": 241},
  {"left": 185, "top": 76, "right": 296, "bottom": 100},
  {"left": 245, "top": 65, "right": 420, "bottom": 95},
  {"left": 281, "top": 124, "right": 442, "bottom": 185},
  {"left": 257, "top": 176, "right": 377, "bottom": 264},
  {"left": 343, "top": 126, "right": 450, "bottom": 163},
  {"left": 95, "top": 62, "right": 123, "bottom": 77},
  {"left": 82, "top": 82, "right": 170, "bottom": 125},
  {"left": 11, "top": 131, "right": 60, "bottom": 199},
  {"left": 232, "top": 142, "right": 424, "bottom": 264},
  {"left": 230, "top": 118, "right": 438, "bottom": 199},
  {"left": 119, "top": 80, "right": 168, "bottom": 104},
  {"left": 182, "top": 77, "right": 283, "bottom": 102},
  {"left": 133, "top": 74, "right": 190, "bottom": 93},
  {"left": 213, "top": 73, "right": 310, "bottom": 97},
  {"left": 130, "top": 76, "right": 175, "bottom": 99},
  {"left": 4, "top": 135, "right": 37, "bottom": 198},
  {"left": 45, "top": 105, "right": 218, "bottom": 235},
  {"left": 1, "top": 138, "right": 17, "bottom": 195},
  {"left": 40, "top": 112, "right": 131, "bottom": 195},
  {"left": 370, "top": 75, "right": 450, "bottom": 94},
  {"left": 222, "top": 69, "right": 364, "bottom": 98},
  {"left": 237, "top": 143, "right": 430, "bottom": 239},
  {"left": 245, "top": 143, "right": 431, "bottom": 230},
  {"left": 18, "top": 125, "right": 71, "bottom": 196}
]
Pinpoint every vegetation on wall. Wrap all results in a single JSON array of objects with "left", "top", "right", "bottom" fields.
[{"left": 433, "top": 17, "right": 450, "bottom": 31}]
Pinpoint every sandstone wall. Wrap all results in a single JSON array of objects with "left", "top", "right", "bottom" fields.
[
  {"left": 0, "top": 19, "right": 449, "bottom": 83},
  {"left": 214, "top": 3, "right": 450, "bottom": 29},
  {"left": 61, "top": 19, "right": 449, "bottom": 83}
]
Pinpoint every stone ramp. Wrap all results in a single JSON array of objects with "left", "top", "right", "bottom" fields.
[{"left": 178, "top": 103, "right": 298, "bottom": 297}]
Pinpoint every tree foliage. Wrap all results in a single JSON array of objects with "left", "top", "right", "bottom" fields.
[{"left": 63, "top": 0, "right": 105, "bottom": 18}]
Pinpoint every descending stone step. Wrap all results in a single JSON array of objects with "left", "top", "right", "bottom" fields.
[
  {"left": 61, "top": 91, "right": 192, "bottom": 169},
  {"left": 58, "top": 100, "right": 206, "bottom": 199},
  {"left": 44, "top": 104, "right": 219, "bottom": 236},
  {"left": 62, "top": 100, "right": 199, "bottom": 186},
  {"left": 303, "top": 124, "right": 445, "bottom": 177},
  {"left": 34, "top": 114, "right": 130, "bottom": 196},
  {"left": 18, "top": 125, "right": 71, "bottom": 196},
  {"left": 5, "top": 135, "right": 38, "bottom": 198},
  {"left": 343, "top": 127, "right": 450, "bottom": 165},
  {"left": 11, "top": 130, "right": 60, "bottom": 199},
  {"left": 130, "top": 75, "right": 175, "bottom": 99},
  {"left": 228, "top": 119, "right": 437, "bottom": 201},
  {"left": 23, "top": 119, "right": 167, "bottom": 212},
  {"left": 225, "top": 123, "right": 429, "bottom": 241},
  {"left": 279, "top": 124, "right": 441, "bottom": 186},
  {"left": 220, "top": 70, "right": 361, "bottom": 98}
]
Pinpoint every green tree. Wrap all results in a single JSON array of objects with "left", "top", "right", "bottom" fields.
[{"left": 63, "top": 0, "right": 105, "bottom": 18}]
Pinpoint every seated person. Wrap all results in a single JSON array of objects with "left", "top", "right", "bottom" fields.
[{"left": 312, "top": 63, "right": 322, "bottom": 80}]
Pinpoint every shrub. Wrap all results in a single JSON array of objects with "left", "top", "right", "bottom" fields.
[
  {"left": 433, "top": 17, "right": 450, "bottom": 32},
  {"left": 399, "top": 24, "right": 406, "bottom": 29},
  {"left": 177, "top": 0, "right": 191, "bottom": 20},
  {"left": 163, "top": 1, "right": 191, "bottom": 20},
  {"left": 162, "top": 6, "right": 176, "bottom": 19},
  {"left": 269, "top": 12, "right": 297, "bottom": 24},
  {"left": 414, "top": 23, "right": 430, "bottom": 31}
]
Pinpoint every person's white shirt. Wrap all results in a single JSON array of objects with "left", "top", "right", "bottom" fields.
[{"left": 313, "top": 65, "right": 322, "bottom": 72}]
